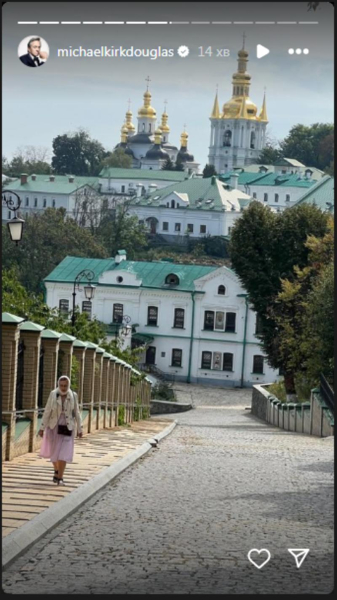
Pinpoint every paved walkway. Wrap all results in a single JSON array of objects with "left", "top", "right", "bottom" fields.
[
  {"left": 3, "top": 385, "right": 334, "bottom": 594},
  {"left": 2, "top": 419, "right": 171, "bottom": 539}
]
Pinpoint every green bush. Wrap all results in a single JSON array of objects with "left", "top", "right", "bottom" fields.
[
  {"left": 151, "top": 382, "right": 175, "bottom": 401},
  {"left": 268, "top": 373, "right": 312, "bottom": 403},
  {"left": 118, "top": 405, "right": 125, "bottom": 425}
]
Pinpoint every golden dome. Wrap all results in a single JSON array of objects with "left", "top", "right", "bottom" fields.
[
  {"left": 221, "top": 44, "right": 259, "bottom": 120},
  {"left": 180, "top": 130, "right": 188, "bottom": 147},
  {"left": 158, "top": 111, "right": 170, "bottom": 133},
  {"left": 125, "top": 109, "right": 135, "bottom": 132},
  {"left": 154, "top": 128, "right": 162, "bottom": 144},
  {"left": 138, "top": 89, "right": 157, "bottom": 118},
  {"left": 222, "top": 96, "right": 258, "bottom": 119},
  {"left": 120, "top": 124, "right": 128, "bottom": 143}
]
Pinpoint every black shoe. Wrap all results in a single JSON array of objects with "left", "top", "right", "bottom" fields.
[{"left": 53, "top": 470, "right": 58, "bottom": 484}]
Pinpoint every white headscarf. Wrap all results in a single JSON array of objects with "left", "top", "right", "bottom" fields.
[{"left": 57, "top": 375, "right": 71, "bottom": 396}]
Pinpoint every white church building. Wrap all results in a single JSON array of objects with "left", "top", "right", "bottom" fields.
[
  {"left": 44, "top": 251, "right": 279, "bottom": 388},
  {"left": 208, "top": 42, "right": 268, "bottom": 174}
]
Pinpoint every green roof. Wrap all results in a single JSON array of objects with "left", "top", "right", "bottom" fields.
[
  {"left": 19, "top": 321, "right": 45, "bottom": 332},
  {"left": 7, "top": 174, "right": 100, "bottom": 195},
  {"left": 220, "top": 171, "right": 318, "bottom": 189},
  {"left": 44, "top": 255, "right": 220, "bottom": 292},
  {"left": 292, "top": 176, "right": 334, "bottom": 213},
  {"left": 41, "top": 329, "right": 62, "bottom": 339},
  {"left": 2, "top": 312, "right": 24, "bottom": 324},
  {"left": 129, "top": 175, "right": 250, "bottom": 211},
  {"left": 98, "top": 167, "right": 189, "bottom": 182},
  {"left": 132, "top": 333, "right": 154, "bottom": 345},
  {"left": 73, "top": 339, "right": 88, "bottom": 348},
  {"left": 95, "top": 347, "right": 105, "bottom": 354},
  {"left": 59, "top": 333, "right": 76, "bottom": 342}
]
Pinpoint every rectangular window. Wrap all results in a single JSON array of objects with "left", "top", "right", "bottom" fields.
[
  {"left": 147, "top": 306, "right": 158, "bottom": 326},
  {"left": 255, "top": 314, "right": 263, "bottom": 335},
  {"left": 52, "top": 199, "right": 56, "bottom": 207},
  {"left": 175, "top": 223, "right": 181, "bottom": 232},
  {"left": 82, "top": 301, "right": 92, "bottom": 319},
  {"left": 187, "top": 224, "right": 194, "bottom": 233},
  {"left": 215, "top": 311, "right": 225, "bottom": 331},
  {"left": 121, "top": 185, "right": 125, "bottom": 193},
  {"left": 253, "top": 193, "right": 257, "bottom": 199},
  {"left": 59, "top": 299, "right": 69, "bottom": 315},
  {"left": 173, "top": 308, "right": 185, "bottom": 329},
  {"left": 34, "top": 198, "right": 38, "bottom": 207},
  {"left": 253, "top": 355, "right": 264, "bottom": 374},
  {"left": 228, "top": 227, "right": 232, "bottom": 234},
  {"left": 8, "top": 211, "right": 11, "bottom": 219},
  {"left": 162, "top": 222, "right": 169, "bottom": 231},
  {"left": 200, "top": 225, "right": 206, "bottom": 234},
  {"left": 204, "top": 311, "right": 215, "bottom": 331},
  {"left": 171, "top": 348, "right": 182, "bottom": 367},
  {"left": 201, "top": 351, "right": 212, "bottom": 369},
  {"left": 286, "top": 194, "right": 290, "bottom": 202},
  {"left": 25, "top": 197, "right": 29, "bottom": 206},
  {"left": 275, "top": 194, "right": 279, "bottom": 203},
  {"left": 263, "top": 193, "right": 268, "bottom": 202},
  {"left": 223, "top": 353, "right": 233, "bottom": 371},
  {"left": 43, "top": 199, "right": 47, "bottom": 207},
  {"left": 225, "top": 312, "right": 236, "bottom": 333},
  {"left": 212, "top": 352, "right": 222, "bottom": 370},
  {"left": 113, "top": 303, "right": 123, "bottom": 323}
]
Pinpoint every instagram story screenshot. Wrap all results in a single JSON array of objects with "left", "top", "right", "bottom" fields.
[{"left": 1, "top": 1, "right": 334, "bottom": 595}]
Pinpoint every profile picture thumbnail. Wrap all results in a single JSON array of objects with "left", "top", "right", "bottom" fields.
[{"left": 18, "top": 35, "right": 49, "bottom": 68}]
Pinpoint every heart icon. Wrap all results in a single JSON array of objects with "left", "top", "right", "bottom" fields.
[{"left": 247, "top": 548, "right": 271, "bottom": 569}]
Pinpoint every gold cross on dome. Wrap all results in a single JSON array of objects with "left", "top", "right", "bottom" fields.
[
  {"left": 164, "top": 99, "right": 168, "bottom": 112},
  {"left": 145, "top": 75, "right": 151, "bottom": 90},
  {"left": 127, "top": 98, "right": 131, "bottom": 110},
  {"left": 242, "top": 31, "right": 246, "bottom": 49}
]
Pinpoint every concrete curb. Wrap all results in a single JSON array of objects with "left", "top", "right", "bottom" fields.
[{"left": 2, "top": 420, "right": 177, "bottom": 569}]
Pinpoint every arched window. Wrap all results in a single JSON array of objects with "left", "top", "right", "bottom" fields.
[
  {"left": 218, "top": 285, "right": 226, "bottom": 295},
  {"left": 142, "top": 123, "right": 145, "bottom": 132},
  {"left": 163, "top": 135, "right": 166, "bottom": 142},
  {"left": 223, "top": 130, "right": 232, "bottom": 147},
  {"left": 250, "top": 132, "right": 256, "bottom": 149},
  {"left": 165, "top": 273, "right": 179, "bottom": 286},
  {"left": 171, "top": 199, "right": 175, "bottom": 208},
  {"left": 149, "top": 124, "right": 151, "bottom": 133}
]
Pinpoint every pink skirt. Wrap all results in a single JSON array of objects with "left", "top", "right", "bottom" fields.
[{"left": 40, "top": 413, "right": 75, "bottom": 463}]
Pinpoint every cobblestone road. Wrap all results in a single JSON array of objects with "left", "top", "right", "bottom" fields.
[{"left": 3, "top": 385, "right": 334, "bottom": 594}]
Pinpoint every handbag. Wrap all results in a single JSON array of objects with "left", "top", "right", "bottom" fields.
[{"left": 57, "top": 424, "right": 72, "bottom": 436}]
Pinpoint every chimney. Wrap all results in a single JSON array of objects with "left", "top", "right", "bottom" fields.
[
  {"left": 49, "top": 175, "right": 55, "bottom": 182},
  {"left": 229, "top": 173, "right": 239, "bottom": 190},
  {"left": 149, "top": 183, "right": 158, "bottom": 191},
  {"left": 305, "top": 169, "right": 312, "bottom": 180},
  {"left": 20, "top": 173, "right": 28, "bottom": 185},
  {"left": 136, "top": 183, "right": 143, "bottom": 198},
  {"left": 68, "top": 175, "right": 74, "bottom": 183},
  {"left": 31, "top": 174, "right": 36, "bottom": 181},
  {"left": 115, "top": 249, "right": 127, "bottom": 264}
]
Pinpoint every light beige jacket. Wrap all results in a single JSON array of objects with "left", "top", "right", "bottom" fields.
[{"left": 40, "top": 388, "right": 82, "bottom": 434}]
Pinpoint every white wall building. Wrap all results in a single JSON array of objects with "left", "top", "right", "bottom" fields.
[
  {"left": 44, "top": 252, "right": 279, "bottom": 388},
  {"left": 128, "top": 174, "right": 251, "bottom": 238}
]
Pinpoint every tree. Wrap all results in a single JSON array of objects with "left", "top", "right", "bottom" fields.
[
  {"left": 2, "top": 208, "right": 108, "bottom": 293},
  {"left": 72, "top": 187, "right": 113, "bottom": 234},
  {"left": 102, "top": 148, "right": 132, "bottom": 169},
  {"left": 161, "top": 157, "right": 174, "bottom": 171},
  {"left": 229, "top": 201, "right": 330, "bottom": 398},
  {"left": 96, "top": 200, "right": 148, "bottom": 259},
  {"left": 272, "top": 220, "right": 334, "bottom": 389},
  {"left": 257, "top": 144, "right": 283, "bottom": 165},
  {"left": 280, "top": 123, "right": 334, "bottom": 170},
  {"left": 203, "top": 164, "right": 217, "bottom": 178},
  {"left": 174, "top": 155, "right": 185, "bottom": 172},
  {"left": 51, "top": 129, "right": 107, "bottom": 176}
]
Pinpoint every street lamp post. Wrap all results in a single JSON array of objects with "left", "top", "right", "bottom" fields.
[
  {"left": 2, "top": 190, "right": 25, "bottom": 244},
  {"left": 115, "top": 315, "right": 131, "bottom": 344},
  {"left": 71, "top": 269, "right": 96, "bottom": 334}
]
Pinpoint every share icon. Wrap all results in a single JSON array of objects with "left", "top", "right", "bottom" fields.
[{"left": 288, "top": 549, "right": 310, "bottom": 568}]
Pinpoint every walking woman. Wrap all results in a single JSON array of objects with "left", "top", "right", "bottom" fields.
[{"left": 38, "top": 376, "right": 83, "bottom": 485}]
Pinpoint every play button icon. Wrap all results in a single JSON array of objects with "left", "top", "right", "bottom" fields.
[{"left": 257, "top": 44, "right": 270, "bottom": 59}]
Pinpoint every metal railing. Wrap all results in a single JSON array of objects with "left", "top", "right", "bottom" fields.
[{"left": 320, "top": 373, "right": 334, "bottom": 414}]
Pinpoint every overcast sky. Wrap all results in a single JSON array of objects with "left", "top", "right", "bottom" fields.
[{"left": 3, "top": 2, "right": 334, "bottom": 168}]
